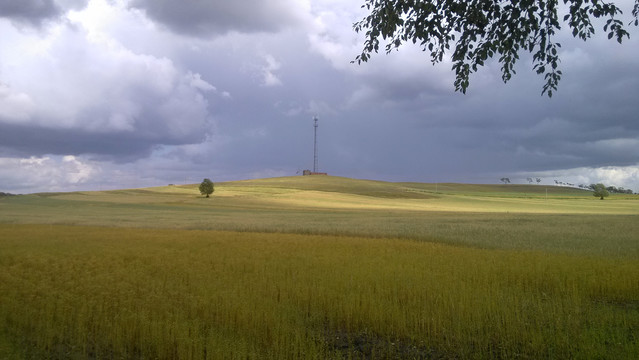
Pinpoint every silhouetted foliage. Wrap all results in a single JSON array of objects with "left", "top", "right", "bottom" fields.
[{"left": 354, "top": 0, "right": 639, "bottom": 97}]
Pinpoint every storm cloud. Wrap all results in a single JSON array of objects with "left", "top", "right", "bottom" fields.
[
  {"left": 0, "top": 0, "right": 87, "bottom": 27},
  {"left": 128, "top": 0, "right": 306, "bottom": 36},
  {"left": 1, "top": 0, "right": 638, "bottom": 194},
  {"left": 0, "top": 15, "right": 219, "bottom": 160}
]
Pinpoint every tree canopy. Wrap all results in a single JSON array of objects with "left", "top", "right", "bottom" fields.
[
  {"left": 591, "top": 183, "right": 610, "bottom": 200},
  {"left": 354, "top": 0, "right": 639, "bottom": 97},
  {"left": 199, "top": 178, "right": 215, "bottom": 198}
]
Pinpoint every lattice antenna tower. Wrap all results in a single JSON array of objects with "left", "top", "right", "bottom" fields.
[{"left": 313, "top": 116, "right": 319, "bottom": 173}]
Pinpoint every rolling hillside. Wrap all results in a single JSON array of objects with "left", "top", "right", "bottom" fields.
[
  {"left": 1, "top": 175, "right": 637, "bottom": 257},
  {"left": 2, "top": 176, "right": 636, "bottom": 221}
]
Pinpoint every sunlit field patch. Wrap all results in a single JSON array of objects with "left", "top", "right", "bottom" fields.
[{"left": 1, "top": 224, "right": 638, "bottom": 359}]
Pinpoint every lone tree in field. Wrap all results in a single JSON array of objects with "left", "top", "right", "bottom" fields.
[
  {"left": 353, "top": 0, "right": 638, "bottom": 97},
  {"left": 592, "top": 183, "right": 610, "bottom": 200},
  {"left": 199, "top": 178, "right": 214, "bottom": 198}
]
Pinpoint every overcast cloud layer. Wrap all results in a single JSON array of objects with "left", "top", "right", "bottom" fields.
[{"left": 1, "top": 0, "right": 638, "bottom": 194}]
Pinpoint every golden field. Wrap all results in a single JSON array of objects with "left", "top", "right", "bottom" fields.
[{"left": 1, "top": 176, "right": 638, "bottom": 358}]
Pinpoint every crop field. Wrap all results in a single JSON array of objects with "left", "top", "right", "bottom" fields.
[{"left": 1, "top": 176, "right": 638, "bottom": 358}]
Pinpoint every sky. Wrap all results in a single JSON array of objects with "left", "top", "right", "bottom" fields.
[{"left": 1, "top": 0, "right": 638, "bottom": 194}]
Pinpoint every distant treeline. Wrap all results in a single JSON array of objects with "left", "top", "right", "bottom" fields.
[
  {"left": 576, "top": 184, "right": 635, "bottom": 195},
  {"left": 0, "top": 192, "right": 16, "bottom": 197},
  {"left": 550, "top": 180, "right": 636, "bottom": 194},
  {"left": 602, "top": 185, "right": 635, "bottom": 195}
]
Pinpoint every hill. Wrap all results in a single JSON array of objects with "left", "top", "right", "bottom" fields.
[
  {"left": 219, "top": 176, "right": 593, "bottom": 198},
  {"left": 2, "top": 176, "right": 636, "bottom": 218},
  {"left": 1, "top": 176, "right": 636, "bottom": 251}
]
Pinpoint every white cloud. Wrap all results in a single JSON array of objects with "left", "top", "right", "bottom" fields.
[
  {"left": 0, "top": 155, "right": 100, "bottom": 193},
  {"left": 590, "top": 166, "right": 639, "bottom": 190},
  {"left": 2, "top": 18, "right": 171, "bottom": 130},
  {"left": 306, "top": 0, "right": 364, "bottom": 68},
  {"left": 0, "top": 83, "right": 35, "bottom": 122},
  {"left": 62, "top": 155, "right": 97, "bottom": 183},
  {"left": 0, "top": 2, "right": 218, "bottom": 153},
  {"left": 307, "top": 0, "right": 454, "bottom": 90},
  {"left": 261, "top": 54, "right": 282, "bottom": 87},
  {"left": 517, "top": 165, "right": 639, "bottom": 192},
  {"left": 188, "top": 72, "right": 217, "bottom": 92}
]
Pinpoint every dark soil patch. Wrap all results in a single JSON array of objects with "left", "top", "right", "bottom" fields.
[{"left": 322, "top": 328, "right": 451, "bottom": 359}]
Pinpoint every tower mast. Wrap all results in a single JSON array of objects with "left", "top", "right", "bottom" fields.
[{"left": 313, "top": 116, "right": 318, "bottom": 173}]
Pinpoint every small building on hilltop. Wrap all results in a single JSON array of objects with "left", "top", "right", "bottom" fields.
[{"left": 302, "top": 170, "right": 327, "bottom": 176}]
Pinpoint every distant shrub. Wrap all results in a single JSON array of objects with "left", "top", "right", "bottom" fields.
[{"left": 199, "top": 178, "right": 214, "bottom": 198}]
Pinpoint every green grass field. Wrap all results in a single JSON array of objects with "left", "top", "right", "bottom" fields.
[{"left": 1, "top": 176, "right": 638, "bottom": 358}]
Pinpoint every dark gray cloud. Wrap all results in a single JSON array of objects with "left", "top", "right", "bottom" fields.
[
  {"left": 0, "top": 123, "right": 160, "bottom": 160},
  {"left": 0, "top": 0, "right": 60, "bottom": 26},
  {"left": 0, "top": 0, "right": 87, "bottom": 27},
  {"left": 0, "top": 87, "right": 213, "bottom": 161},
  {"left": 336, "top": 27, "right": 639, "bottom": 175},
  {"left": 128, "top": 0, "right": 304, "bottom": 37}
]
